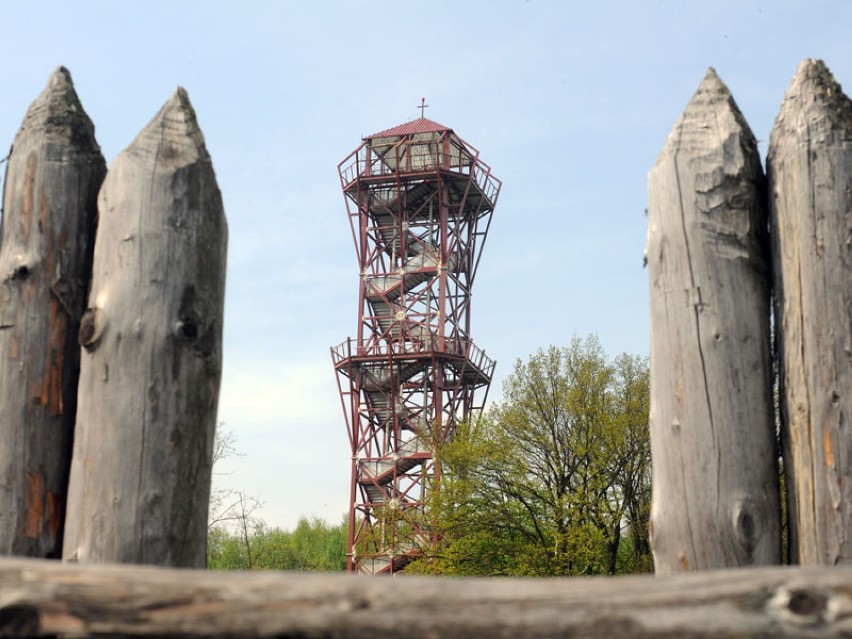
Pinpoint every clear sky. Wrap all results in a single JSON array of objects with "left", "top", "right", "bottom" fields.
[{"left": 0, "top": 1, "right": 849, "bottom": 529}]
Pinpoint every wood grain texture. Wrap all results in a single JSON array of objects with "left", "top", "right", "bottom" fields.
[
  {"left": 0, "top": 67, "right": 105, "bottom": 558},
  {"left": 768, "top": 59, "right": 852, "bottom": 565},
  {"left": 647, "top": 68, "right": 780, "bottom": 573},
  {"left": 62, "top": 88, "right": 227, "bottom": 568},
  {"left": 0, "top": 558, "right": 851, "bottom": 638}
]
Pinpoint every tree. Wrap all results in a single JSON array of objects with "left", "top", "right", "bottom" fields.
[
  {"left": 207, "top": 426, "right": 264, "bottom": 567},
  {"left": 208, "top": 516, "right": 348, "bottom": 571},
  {"left": 608, "top": 353, "right": 652, "bottom": 573},
  {"left": 410, "top": 335, "right": 652, "bottom": 576},
  {"left": 205, "top": 428, "right": 348, "bottom": 571},
  {"left": 208, "top": 427, "right": 263, "bottom": 531}
]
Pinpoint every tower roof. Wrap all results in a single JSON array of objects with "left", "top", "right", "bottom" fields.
[{"left": 366, "top": 117, "right": 452, "bottom": 140}]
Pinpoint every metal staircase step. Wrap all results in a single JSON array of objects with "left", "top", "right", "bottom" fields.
[
  {"left": 361, "top": 360, "right": 428, "bottom": 391},
  {"left": 358, "top": 437, "right": 429, "bottom": 486},
  {"left": 365, "top": 249, "right": 440, "bottom": 303},
  {"left": 372, "top": 212, "right": 420, "bottom": 258},
  {"left": 363, "top": 483, "right": 385, "bottom": 504},
  {"left": 375, "top": 182, "right": 436, "bottom": 219}
]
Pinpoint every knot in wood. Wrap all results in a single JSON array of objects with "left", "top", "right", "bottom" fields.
[
  {"left": 10, "top": 264, "right": 30, "bottom": 280},
  {"left": 787, "top": 589, "right": 827, "bottom": 617},
  {"left": 731, "top": 497, "right": 763, "bottom": 558},
  {"left": 175, "top": 316, "right": 199, "bottom": 341},
  {"left": 769, "top": 586, "right": 829, "bottom": 626},
  {"left": 0, "top": 603, "right": 40, "bottom": 635},
  {"left": 79, "top": 308, "right": 104, "bottom": 349}
]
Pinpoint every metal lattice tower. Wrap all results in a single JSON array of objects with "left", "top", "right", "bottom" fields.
[{"left": 331, "top": 116, "right": 500, "bottom": 574}]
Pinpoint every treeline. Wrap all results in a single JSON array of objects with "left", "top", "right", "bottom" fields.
[{"left": 208, "top": 517, "right": 347, "bottom": 571}]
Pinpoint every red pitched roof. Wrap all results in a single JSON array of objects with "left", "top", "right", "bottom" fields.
[{"left": 366, "top": 117, "right": 452, "bottom": 139}]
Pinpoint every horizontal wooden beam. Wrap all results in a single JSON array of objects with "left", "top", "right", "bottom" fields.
[{"left": 1, "top": 558, "right": 852, "bottom": 637}]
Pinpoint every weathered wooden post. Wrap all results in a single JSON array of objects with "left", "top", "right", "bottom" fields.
[
  {"left": 647, "top": 69, "right": 780, "bottom": 573},
  {"left": 0, "top": 67, "right": 105, "bottom": 558},
  {"left": 62, "top": 88, "right": 227, "bottom": 567},
  {"left": 768, "top": 59, "right": 852, "bottom": 565}
]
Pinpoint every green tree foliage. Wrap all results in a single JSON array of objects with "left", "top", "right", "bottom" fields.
[
  {"left": 409, "top": 335, "right": 651, "bottom": 576},
  {"left": 208, "top": 516, "right": 348, "bottom": 571}
]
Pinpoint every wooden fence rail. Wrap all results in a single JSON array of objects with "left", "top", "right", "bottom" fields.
[{"left": 0, "top": 558, "right": 850, "bottom": 638}]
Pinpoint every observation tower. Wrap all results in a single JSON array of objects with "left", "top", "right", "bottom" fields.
[{"left": 331, "top": 113, "right": 501, "bottom": 574}]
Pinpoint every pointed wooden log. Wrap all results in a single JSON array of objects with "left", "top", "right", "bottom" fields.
[
  {"left": 647, "top": 68, "right": 780, "bottom": 573},
  {"left": 0, "top": 67, "right": 105, "bottom": 558},
  {"left": 768, "top": 59, "right": 852, "bottom": 565},
  {"left": 62, "top": 88, "right": 227, "bottom": 567}
]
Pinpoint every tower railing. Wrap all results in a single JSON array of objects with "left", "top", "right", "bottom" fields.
[
  {"left": 338, "top": 138, "right": 500, "bottom": 200},
  {"left": 331, "top": 337, "right": 495, "bottom": 380}
]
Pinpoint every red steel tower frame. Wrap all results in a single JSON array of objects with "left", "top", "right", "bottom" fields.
[{"left": 331, "top": 117, "right": 501, "bottom": 574}]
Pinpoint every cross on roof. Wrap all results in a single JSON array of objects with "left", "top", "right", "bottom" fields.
[{"left": 418, "top": 97, "right": 429, "bottom": 118}]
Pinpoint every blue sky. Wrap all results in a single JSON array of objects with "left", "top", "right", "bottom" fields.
[{"left": 1, "top": 1, "right": 849, "bottom": 528}]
